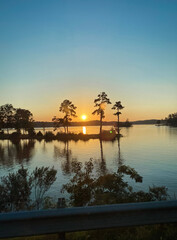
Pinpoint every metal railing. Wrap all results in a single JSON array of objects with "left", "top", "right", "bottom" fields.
[{"left": 1, "top": 200, "right": 177, "bottom": 239}]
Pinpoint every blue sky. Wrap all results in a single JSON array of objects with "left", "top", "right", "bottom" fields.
[{"left": 0, "top": 0, "right": 177, "bottom": 121}]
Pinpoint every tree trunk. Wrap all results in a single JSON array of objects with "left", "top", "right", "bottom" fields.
[
  {"left": 65, "top": 116, "right": 69, "bottom": 134},
  {"left": 117, "top": 114, "right": 120, "bottom": 135},
  {"left": 100, "top": 114, "right": 102, "bottom": 135}
]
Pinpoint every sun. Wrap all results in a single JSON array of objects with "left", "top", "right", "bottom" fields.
[{"left": 81, "top": 115, "right": 87, "bottom": 120}]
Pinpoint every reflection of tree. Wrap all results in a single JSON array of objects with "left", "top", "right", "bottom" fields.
[
  {"left": 94, "top": 140, "right": 107, "bottom": 176},
  {"left": 14, "top": 140, "right": 35, "bottom": 164},
  {"left": 124, "top": 126, "right": 130, "bottom": 137},
  {"left": 0, "top": 140, "right": 35, "bottom": 167},
  {"left": 166, "top": 126, "right": 177, "bottom": 139},
  {"left": 0, "top": 142, "right": 5, "bottom": 163},
  {"left": 99, "top": 139, "right": 107, "bottom": 175},
  {"left": 54, "top": 141, "right": 74, "bottom": 175},
  {"left": 117, "top": 137, "right": 124, "bottom": 168},
  {"left": 42, "top": 140, "right": 47, "bottom": 153},
  {"left": 96, "top": 137, "right": 124, "bottom": 176}
]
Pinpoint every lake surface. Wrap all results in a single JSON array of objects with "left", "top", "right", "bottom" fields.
[{"left": 0, "top": 125, "right": 177, "bottom": 200}]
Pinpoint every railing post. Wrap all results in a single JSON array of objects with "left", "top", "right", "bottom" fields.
[
  {"left": 57, "top": 198, "right": 66, "bottom": 208},
  {"left": 57, "top": 198, "right": 66, "bottom": 240}
]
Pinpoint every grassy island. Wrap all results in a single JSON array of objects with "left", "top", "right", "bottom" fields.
[{"left": 0, "top": 130, "right": 122, "bottom": 142}]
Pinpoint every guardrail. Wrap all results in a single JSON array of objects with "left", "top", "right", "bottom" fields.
[{"left": 1, "top": 200, "right": 177, "bottom": 239}]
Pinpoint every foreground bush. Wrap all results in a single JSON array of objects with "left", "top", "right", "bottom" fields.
[
  {"left": 0, "top": 166, "right": 57, "bottom": 212},
  {"left": 62, "top": 159, "right": 168, "bottom": 207}
]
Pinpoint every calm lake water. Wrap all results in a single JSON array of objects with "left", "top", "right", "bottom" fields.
[{"left": 0, "top": 125, "right": 177, "bottom": 200}]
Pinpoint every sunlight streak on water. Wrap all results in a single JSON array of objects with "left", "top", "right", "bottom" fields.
[{"left": 83, "top": 126, "right": 86, "bottom": 134}]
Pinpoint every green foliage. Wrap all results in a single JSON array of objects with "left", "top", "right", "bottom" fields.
[
  {"left": 0, "top": 166, "right": 32, "bottom": 212},
  {"left": 42, "top": 196, "right": 57, "bottom": 209},
  {"left": 149, "top": 185, "right": 168, "bottom": 201},
  {"left": 62, "top": 159, "right": 170, "bottom": 240},
  {"left": 118, "top": 165, "right": 142, "bottom": 182},
  {"left": 62, "top": 160, "right": 94, "bottom": 206},
  {"left": 32, "top": 166, "right": 57, "bottom": 209},
  {"left": 0, "top": 166, "right": 57, "bottom": 212},
  {"left": 62, "top": 159, "right": 168, "bottom": 207}
]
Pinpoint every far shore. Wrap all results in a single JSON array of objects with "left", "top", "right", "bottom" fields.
[{"left": 33, "top": 119, "right": 158, "bottom": 128}]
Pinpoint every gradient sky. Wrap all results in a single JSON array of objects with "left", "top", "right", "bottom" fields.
[{"left": 0, "top": 0, "right": 177, "bottom": 122}]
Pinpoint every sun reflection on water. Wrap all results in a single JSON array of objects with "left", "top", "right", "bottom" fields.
[{"left": 83, "top": 126, "right": 86, "bottom": 134}]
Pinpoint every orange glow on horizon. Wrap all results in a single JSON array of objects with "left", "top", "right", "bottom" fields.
[{"left": 32, "top": 103, "right": 172, "bottom": 122}]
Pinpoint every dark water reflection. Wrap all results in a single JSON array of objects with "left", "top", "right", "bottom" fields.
[
  {"left": 52, "top": 137, "right": 121, "bottom": 177},
  {"left": 0, "top": 140, "right": 35, "bottom": 167},
  {"left": 54, "top": 141, "right": 74, "bottom": 175},
  {"left": 98, "top": 139, "right": 107, "bottom": 175},
  {"left": 0, "top": 125, "right": 177, "bottom": 198}
]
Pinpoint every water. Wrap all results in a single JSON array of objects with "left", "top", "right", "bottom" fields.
[{"left": 0, "top": 125, "right": 177, "bottom": 200}]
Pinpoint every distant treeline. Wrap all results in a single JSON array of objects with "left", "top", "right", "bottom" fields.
[
  {"left": 0, "top": 104, "right": 34, "bottom": 134},
  {"left": 34, "top": 120, "right": 118, "bottom": 127},
  {"left": 34, "top": 119, "right": 159, "bottom": 128}
]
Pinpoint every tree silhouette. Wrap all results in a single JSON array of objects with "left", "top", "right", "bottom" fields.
[
  {"left": 62, "top": 159, "right": 167, "bottom": 208},
  {"left": 32, "top": 166, "right": 57, "bottom": 209},
  {"left": 166, "top": 113, "right": 177, "bottom": 127},
  {"left": 52, "top": 116, "right": 66, "bottom": 133},
  {"left": 0, "top": 104, "right": 15, "bottom": 133},
  {"left": 59, "top": 100, "right": 77, "bottom": 133},
  {"left": 0, "top": 104, "right": 34, "bottom": 135},
  {"left": 54, "top": 141, "right": 73, "bottom": 175},
  {"left": 92, "top": 92, "right": 111, "bottom": 135},
  {"left": 112, "top": 101, "right": 124, "bottom": 135},
  {"left": 14, "top": 108, "right": 34, "bottom": 134},
  {"left": 0, "top": 165, "right": 57, "bottom": 212}
]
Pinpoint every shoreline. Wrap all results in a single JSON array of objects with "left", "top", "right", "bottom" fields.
[{"left": 0, "top": 132, "right": 122, "bottom": 142}]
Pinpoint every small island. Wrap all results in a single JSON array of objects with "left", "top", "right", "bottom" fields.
[{"left": 0, "top": 92, "right": 132, "bottom": 141}]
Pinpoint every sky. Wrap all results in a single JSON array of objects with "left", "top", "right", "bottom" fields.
[{"left": 0, "top": 0, "right": 177, "bottom": 122}]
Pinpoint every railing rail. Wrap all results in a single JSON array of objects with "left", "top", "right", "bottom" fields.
[{"left": 1, "top": 200, "right": 177, "bottom": 238}]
